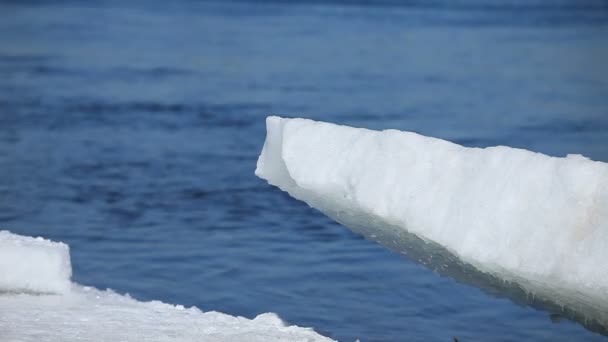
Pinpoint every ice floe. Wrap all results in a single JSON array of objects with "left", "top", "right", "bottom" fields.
[
  {"left": 256, "top": 116, "right": 608, "bottom": 331},
  {"left": 0, "top": 231, "right": 333, "bottom": 342}
]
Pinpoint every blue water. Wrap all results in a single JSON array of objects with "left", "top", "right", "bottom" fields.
[{"left": 1, "top": 1, "right": 607, "bottom": 341}]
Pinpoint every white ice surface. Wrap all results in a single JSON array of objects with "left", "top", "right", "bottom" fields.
[
  {"left": 0, "top": 286, "right": 332, "bottom": 342},
  {"left": 256, "top": 116, "right": 608, "bottom": 322},
  {"left": 0, "top": 230, "right": 71, "bottom": 294},
  {"left": 0, "top": 231, "right": 333, "bottom": 342}
]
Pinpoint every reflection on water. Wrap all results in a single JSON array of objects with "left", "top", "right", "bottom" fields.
[{"left": 1, "top": 1, "right": 607, "bottom": 340}]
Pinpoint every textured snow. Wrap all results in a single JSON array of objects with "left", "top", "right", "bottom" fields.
[
  {"left": 0, "top": 231, "right": 333, "bottom": 342},
  {"left": 0, "top": 230, "right": 72, "bottom": 294},
  {"left": 256, "top": 116, "right": 608, "bottom": 324},
  {"left": 0, "top": 286, "right": 332, "bottom": 342}
]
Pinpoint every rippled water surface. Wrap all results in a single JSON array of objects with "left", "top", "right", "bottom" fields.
[{"left": 1, "top": 1, "right": 607, "bottom": 341}]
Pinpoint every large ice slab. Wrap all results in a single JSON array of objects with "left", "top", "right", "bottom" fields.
[
  {"left": 0, "top": 231, "right": 333, "bottom": 341},
  {"left": 0, "top": 230, "right": 72, "bottom": 294},
  {"left": 256, "top": 116, "right": 608, "bottom": 327}
]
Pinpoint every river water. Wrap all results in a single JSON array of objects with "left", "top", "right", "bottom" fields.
[{"left": 1, "top": 1, "right": 607, "bottom": 341}]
